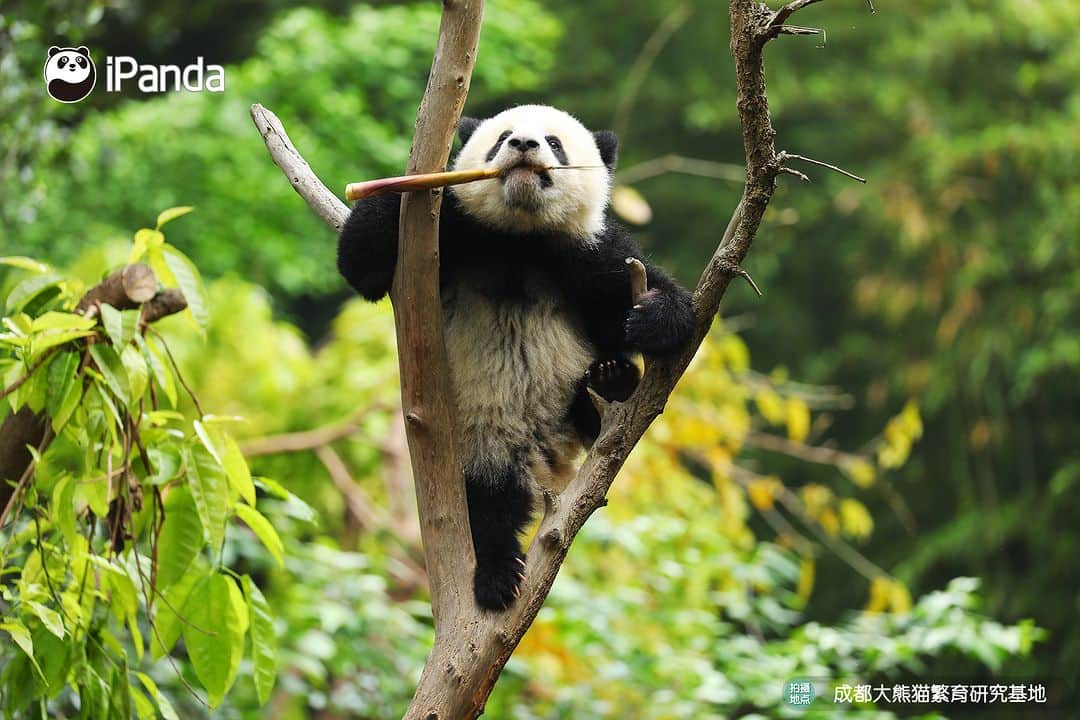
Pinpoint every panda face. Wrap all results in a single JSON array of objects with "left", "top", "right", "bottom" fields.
[
  {"left": 44, "top": 46, "right": 96, "bottom": 103},
  {"left": 452, "top": 105, "right": 617, "bottom": 240},
  {"left": 45, "top": 47, "right": 92, "bottom": 83}
]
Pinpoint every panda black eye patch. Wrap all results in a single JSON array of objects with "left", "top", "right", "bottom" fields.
[
  {"left": 59, "top": 55, "right": 68, "bottom": 65},
  {"left": 546, "top": 136, "right": 568, "bottom": 165},
  {"left": 485, "top": 131, "right": 512, "bottom": 162}
]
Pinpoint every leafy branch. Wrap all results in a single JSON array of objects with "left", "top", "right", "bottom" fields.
[{"left": 0, "top": 214, "right": 294, "bottom": 713}]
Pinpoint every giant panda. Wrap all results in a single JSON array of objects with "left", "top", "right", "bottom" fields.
[{"left": 338, "top": 105, "right": 694, "bottom": 610}]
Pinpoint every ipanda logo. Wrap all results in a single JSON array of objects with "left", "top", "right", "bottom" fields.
[
  {"left": 44, "top": 46, "right": 96, "bottom": 103},
  {"left": 44, "top": 45, "right": 225, "bottom": 103}
]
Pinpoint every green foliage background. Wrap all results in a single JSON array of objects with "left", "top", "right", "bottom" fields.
[{"left": 1, "top": 0, "right": 1076, "bottom": 717}]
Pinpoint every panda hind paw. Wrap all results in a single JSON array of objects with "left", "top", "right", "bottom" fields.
[
  {"left": 474, "top": 553, "right": 527, "bottom": 611},
  {"left": 586, "top": 357, "right": 641, "bottom": 403}
]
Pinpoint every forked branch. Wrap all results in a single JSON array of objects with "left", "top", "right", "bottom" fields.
[{"left": 766, "top": 0, "right": 876, "bottom": 39}]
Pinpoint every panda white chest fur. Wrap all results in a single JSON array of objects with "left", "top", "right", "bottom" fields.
[{"left": 442, "top": 274, "right": 593, "bottom": 484}]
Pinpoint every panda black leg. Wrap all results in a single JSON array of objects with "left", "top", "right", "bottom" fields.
[
  {"left": 569, "top": 377, "right": 601, "bottom": 444},
  {"left": 466, "top": 467, "right": 533, "bottom": 611}
]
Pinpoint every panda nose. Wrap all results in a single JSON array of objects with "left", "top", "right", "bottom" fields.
[{"left": 508, "top": 136, "right": 540, "bottom": 152}]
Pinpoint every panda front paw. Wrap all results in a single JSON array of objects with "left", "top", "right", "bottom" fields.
[
  {"left": 474, "top": 553, "right": 526, "bottom": 611},
  {"left": 625, "top": 288, "right": 694, "bottom": 355},
  {"left": 586, "top": 357, "right": 640, "bottom": 402}
]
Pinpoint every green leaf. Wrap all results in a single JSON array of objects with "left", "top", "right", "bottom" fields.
[
  {"left": 226, "top": 572, "right": 249, "bottom": 636},
  {"left": 162, "top": 244, "right": 209, "bottom": 328},
  {"left": 150, "top": 564, "right": 204, "bottom": 660},
  {"left": 138, "top": 333, "right": 177, "bottom": 408},
  {"left": 146, "top": 245, "right": 178, "bottom": 290},
  {"left": 30, "top": 624, "right": 70, "bottom": 696},
  {"left": 89, "top": 344, "right": 130, "bottom": 407},
  {"left": 121, "top": 344, "right": 149, "bottom": 403},
  {"left": 135, "top": 672, "right": 180, "bottom": 720},
  {"left": 77, "top": 461, "right": 110, "bottom": 518},
  {"left": 130, "top": 229, "right": 164, "bottom": 264},
  {"left": 52, "top": 474, "right": 78, "bottom": 545},
  {"left": 29, "top": 326, "right": 95, "bottom": 359},
  {"left": 182, "top": 573, "right": 245, "bottom": 708},
  {"left": 0, "top": 256, "right": 51, "bottom": 273},
  {"left": 85, "top": 379, "right": 123, "bottom": 444},
  {"left": 108, "top": 660, "right": 132, "bottom": 720},
  {"left": 185, "top": 444, "right": 229, "bottom": 552},
  {"left": 45, "top": 350, "right": 82, "bottom": 432},
  {"left": 235, "top": 504, "right": 285, "bottom": 568},
  {"left": 242, "top": 575, "right": 278, "bottom": 706},
  {"left": 146, "top": 410, "right": 185, "bottom": 426},
  {"left": 255, "top": 477, "right": 319, "bottom": 525},
  {"left": 89, "top": 556, "right": 138, "bottom": 623},
  {"left": 155, "top": 206, "right": 194, "bottom": 230},
  {"left": 78, "top": 665, "right": 110, "bottom": 720},
  {"left": 145, "top": 443, "right": 182, "bottom": 485},
  {"left": 131, "top": 683, "right": 156, "bottom": 720},
  {"left": 157, "top": 486, "right": 204, "bottom": 588},
  {"left": 223, "top": 435, "right": 255, "bottom": 506},
  {"left": 129, "top": 610, "right": 145, "bottom": 663},
  {"left": 24, "top": 601, "right": 64, "bottom": 639},
  {"left": 30, "top": 311, "right": 95, "bottom": 333},
  {"left": 2, "top": 361, "right": 29, "bottom": 411},
  {"left": 100, "top": 304, "right": 140, "bottom": 349},
  {"left": 193, "top": 420, "right": 224, "bottom": 465},
  {"left": 0, "top": 620, "right": 45, "bottom": 680},
  {"left": 5, "top": 273, "right": 64, "bottom": 314}
]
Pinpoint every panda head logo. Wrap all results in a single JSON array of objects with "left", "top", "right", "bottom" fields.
[{"left": 44, "top": 46, "right": 96, "bottom": 103}]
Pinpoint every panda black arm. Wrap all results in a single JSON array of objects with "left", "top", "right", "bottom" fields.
[
  {"left": 337, "top": 194, "right": 401, "bottom": 301},
  {"left": 568, "top": 222, "right": 695, "bottom": 358},
  {"left": 625, "top": 255, "right": 696, "bottom": 356}
]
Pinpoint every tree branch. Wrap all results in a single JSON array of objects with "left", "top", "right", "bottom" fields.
[
  {"left": 389, "top": 0, "right": 483, "bottom": 647},
  {"left": 237, "top": 408, "right": 381, "bottom": 457},
  {"left": 767, "top": 0, "right": 876, "bottom": 40},
  {"left": 251, "top": 1, "right": 861, "bottom": 716},
  {"left": 75, "top": 262, "right": 158, "bottom": 317},
  {"left": 768, "top": 0, "right": 827, "bottom": 33},
  {"left": 140, "top": 289, "right": 188, "bottom": 328},
  {"left": 314, "top": 444, "right": 387, "bottom": 533},
  {"left": 617, "top": 153, "right": 745, "bottom": 185},
  {"left": 249, "top": 103, "right": 349, "bottom": 232}
]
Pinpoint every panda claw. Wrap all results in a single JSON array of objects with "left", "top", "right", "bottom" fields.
[
  {"left": 586, "top": 357, "right": 641, "bottom": 403},
  {"left": 474, "top": 553, "right": 527, "bottom": 611}
]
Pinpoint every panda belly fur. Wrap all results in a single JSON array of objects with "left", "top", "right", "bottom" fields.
[{"left": 443, "top": 280, "right": 593, "bottom": 494}]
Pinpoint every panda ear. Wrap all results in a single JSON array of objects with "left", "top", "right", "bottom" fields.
[
  {"left": 76, "top": 46, "right": 90, "bottom": 56},
  {"left": 48, "top": 46, "right": 61, "bottom": 57},
  {"left": 593, "top": 130, "right": 618, "bottom": 169},
  {"left": 457, "top": 117, "right": 481, "bottom": 146}
]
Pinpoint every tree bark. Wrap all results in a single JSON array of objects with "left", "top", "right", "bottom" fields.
[
  {"left": 252, "top": 1, "right": 863, "bottom": 716},
  {"left": 391, "top": 0, "right": 484, "bottom": 642}
]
